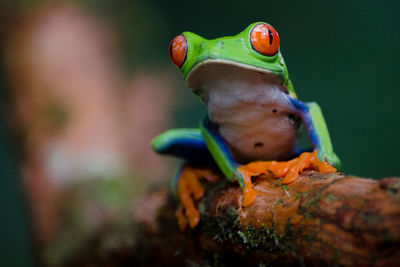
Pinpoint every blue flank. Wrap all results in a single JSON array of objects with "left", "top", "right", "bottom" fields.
[
  {"left": 289, "top": 97, "right": 320, "bottom": 148},
  {"left": 202, "top": 117, "right": 239, "bottom": 168}
]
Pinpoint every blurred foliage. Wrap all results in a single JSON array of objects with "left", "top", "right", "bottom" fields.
[{"left": 1, "top": 0, "right": 400, "bottom": 265}]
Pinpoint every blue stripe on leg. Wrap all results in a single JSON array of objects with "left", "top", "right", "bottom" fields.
[
  {"left": 152, "top": 128, "right": 212, "bottom": 164},
  {"left": 200, "top": 117, "right": 244, "bottom": 188},
  {"left": 288, "top": 97, "right": 320, "bottom": 147}
]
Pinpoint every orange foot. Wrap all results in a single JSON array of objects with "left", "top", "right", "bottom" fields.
[
  {"left": 237, "top": 150, "right": 336, "bottom": 207},
  {"left": 175, "top": 165, "right": 219, "bottom": 231}
]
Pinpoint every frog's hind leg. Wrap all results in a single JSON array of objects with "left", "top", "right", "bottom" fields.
[
  {"left": 152, "top": 129, "right": 219, "bottom": 230},
  {"left": 174, "top": 163, "right": 219, "bottom": 231},
  {"left": 152, "top": 128, "right": 212, "bottom": 163}
]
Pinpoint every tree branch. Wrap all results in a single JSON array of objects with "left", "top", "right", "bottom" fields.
[{"left": 134, "top": 171, "right": 400, "bottom": 266}]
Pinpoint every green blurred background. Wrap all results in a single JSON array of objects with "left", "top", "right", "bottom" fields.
[{"left": 1, "top": 0, "right": 399, "bottom": 265}]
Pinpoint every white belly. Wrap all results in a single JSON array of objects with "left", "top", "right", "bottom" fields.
[
  {"left": 186, "top": 60, "right": 301, "bottom": 163},
  {"left": 207, "top": 88, "right": 301, "bottom": 163}
]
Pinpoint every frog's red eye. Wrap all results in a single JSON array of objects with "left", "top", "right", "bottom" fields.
[
  {"left": 169, "top": 34, "right": 188, "bottom": 68},
  {"left": 250, "top": 23, "right": 280, "bottom": 56}
]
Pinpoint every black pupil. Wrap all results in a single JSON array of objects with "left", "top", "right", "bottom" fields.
[
  {"left": 169, "top": 41, "right": 174, "bottom": 58},
  {"left": 268, "top": 29, "right": 273, "bottom": 45}
]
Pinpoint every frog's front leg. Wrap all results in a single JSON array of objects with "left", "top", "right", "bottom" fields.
[
  {"left": 238, "top": 99, "right": 339, "bottom": 185},
  {"left": 200, "top": 118, "right": 257, "bottom": 206},
  {"left": 233, "top": 98, "right": 339, "bottom": 200},
  {"left": 290, "top": 98, "right": 341, "bottom": 169}
]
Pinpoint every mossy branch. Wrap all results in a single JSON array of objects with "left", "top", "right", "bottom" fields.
[{"left": 134, "top": 171, "right": 400, "bottom": 266}]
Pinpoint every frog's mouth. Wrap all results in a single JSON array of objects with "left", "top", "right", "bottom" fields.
[{"left": 185, "top": 59, "right": 288, "bottom": 102}]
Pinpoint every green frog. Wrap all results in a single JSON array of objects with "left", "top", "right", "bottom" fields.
[{"left": 152, "top": 22, "right": 340, "bottom": 230}]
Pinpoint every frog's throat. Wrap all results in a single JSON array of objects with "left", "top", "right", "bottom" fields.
[{"left": 185, "top": 59, "right": 288, "bottom": 98}]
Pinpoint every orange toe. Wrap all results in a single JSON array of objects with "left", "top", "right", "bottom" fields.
[
  {"left": 315, "top": 156, "right": 337, "bottom": 173},
  {"left": 176, "top": 165, "right": 219, "bottom": 230},
  {"left": 237, "top": 168, "right": 257, "bottom": 207},
  {"left": 237, "top": 160, "right": 291, "bottom": 207},
  {"left": 317, "top": 161, "right": 337, "bottom": 172},
  {"left": 186, "top": 207, "right": 200, "bottom": 228},
  {"left": 242, "top": 187, "right": 257, "bottom": 207},
  {"left": 282, "top": 150, "right": 336, "bottom": 184},
  {"left": 281, "top": 152, "right": 313, "bottom": 184},
  {"left": 177, "top": 173, "right": 200, "bottom": 228},
  {"left": 184, "top": 170, "right": 204, "bottom": 200},
  {"left": 268, "top": 161, "right": 292, "bottom": 178}
]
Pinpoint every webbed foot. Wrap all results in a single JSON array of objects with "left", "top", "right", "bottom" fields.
[
  {"left": 237, "top": 150, "right": 336, "bottom": 207},
  {"left": 175, "top": 164, "right": 219, "bottom": 231}
]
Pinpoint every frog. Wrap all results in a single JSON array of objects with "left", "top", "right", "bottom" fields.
[{"left": 152, "top": 22, "right": 341, "bottom": 231}]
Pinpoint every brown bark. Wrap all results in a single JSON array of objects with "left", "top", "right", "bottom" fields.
[{"left": 134, "top": 171, "right": 400, "bottom": 266}]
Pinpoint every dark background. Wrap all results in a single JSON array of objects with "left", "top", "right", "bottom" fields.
[{"left": 1, "top": 0, "right": 399, "bottom": 265}]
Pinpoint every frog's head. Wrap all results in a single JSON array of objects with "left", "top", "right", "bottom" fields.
[{"left": 168, "top": 22, "right": 297, "bottom": 100}]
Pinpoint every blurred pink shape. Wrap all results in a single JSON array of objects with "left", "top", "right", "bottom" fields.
[{"left": 4, "top": 2, "right": 175, "bottom": 241}]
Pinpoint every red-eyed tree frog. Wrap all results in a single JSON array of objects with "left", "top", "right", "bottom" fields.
[{"left": 152, "top": 22, "right": 341, "bottom": 231}]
